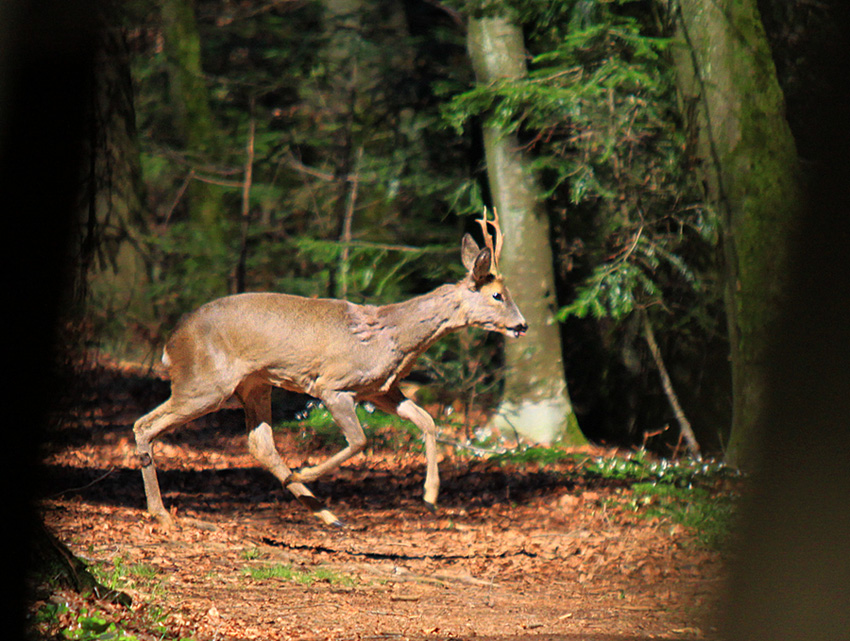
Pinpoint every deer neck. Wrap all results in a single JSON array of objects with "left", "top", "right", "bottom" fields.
[{"left": 379, "top": 283, "right": 466, "bottom": 355}]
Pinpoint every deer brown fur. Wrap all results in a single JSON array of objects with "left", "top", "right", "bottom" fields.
[{"left": 134, "top": 211, "right": 527, "bottom": 528}]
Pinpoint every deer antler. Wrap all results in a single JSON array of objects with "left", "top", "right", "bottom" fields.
[{"left": 476, "top": 207, "right": 504, "bottom": 273}]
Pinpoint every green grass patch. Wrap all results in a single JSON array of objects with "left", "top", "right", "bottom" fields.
[
  {"left": 620, "top": 481, "right": 738, "bottom": 549},
  {"left": 90, "top": 555, "right": 162, "bottom": 593},
  {"left": 585, "top": 452, "right": 740, "bottom": 550},
  {"left": 487, "top": 445, "right": 588, "bottom": 467},
  {"left": 240, "top": 547, "right": 263, "bottom": 561},
  {"left": 581, "top": 450, "right": 733, "bottom": 486},
  {"left": 490, "top": 447, "right": 739, "bottom": 550},
  {"left": 244, "top": 563, "right": 356, "bottom": 587}
]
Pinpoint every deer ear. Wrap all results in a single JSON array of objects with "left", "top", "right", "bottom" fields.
[
  {"left": 471, "top": 247, "right": 493, "bottom": 284},
  {"left": 461, "top": 233, "right": 480, "bottom": 271}
]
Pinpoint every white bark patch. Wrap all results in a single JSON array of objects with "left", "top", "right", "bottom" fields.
[{"left": 489, "top": 396, "right": 572, "bottom": 445}]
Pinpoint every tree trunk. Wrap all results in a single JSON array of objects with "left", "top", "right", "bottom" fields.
[
  {"left": 671, "top": 0, "right": 803, "bottom": 467},
  {"left": 467, "top": 16, "right": 584, "bottom": 446},
  {"left": 82, "top": 9, "right": 154, "bottom": 359},
  {"left": 160, "top": 0, "right": 229, "bottom": 286},
  {"left": 30, "top": 520, "right": 132, "bottom": 606}
]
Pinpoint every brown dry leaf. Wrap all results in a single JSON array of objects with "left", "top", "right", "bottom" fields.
[{"left": 33, "top": 359, "right": 727, "bottom": 641}]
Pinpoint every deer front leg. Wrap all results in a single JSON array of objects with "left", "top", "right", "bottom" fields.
[
  {"left": 246, "top": 422, "right": 343, "bottom": 527},
  {"left": 370, "top": 389, "right": 440, "bottom": 510},
  {"left": 289, "top": 390, "right": 366, "bottom": 484},
  {"left": 398, "top": 398, "right": 440, "bottom": 510},
  {"left": 237, "top": 381, "right": 343, "bottom": 527}
]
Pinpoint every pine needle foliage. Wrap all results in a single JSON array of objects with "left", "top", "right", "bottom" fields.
[
  {"left": 444, "top": 0, "right": 720, "bottom": 325},
  {"left": 443, "top": 0, "right": 727, "bottom": 448},
  {"left": 126, "top": 0, "right": 472, "bottom": 338}
]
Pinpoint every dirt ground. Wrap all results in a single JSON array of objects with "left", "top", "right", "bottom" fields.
[{"left": 32, "top": 361, "right": 725, "bottom": 641}]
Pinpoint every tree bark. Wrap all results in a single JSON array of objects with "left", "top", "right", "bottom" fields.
[
  {"left": 30, "top": 521, "right": 132, "bottom": 606},
  {"left": 467, "top": 16, "right": 584, "bottom": 445},
  {"left": 160, "top": 0, "right": 229, "bottom": 278},
  {"left": 672, "top": 0, "right": 803, "bottom": 467},
  {"left": 82, "top": 10, "right": 154, "bottom": 359}
]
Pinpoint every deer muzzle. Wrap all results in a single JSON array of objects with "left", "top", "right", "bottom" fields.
[{"left": 510, "top": 322, "right": 528, "bottom": 338}]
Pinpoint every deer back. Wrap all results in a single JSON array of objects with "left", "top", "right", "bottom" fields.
[{"left": 163, "top": 293, "right": 404, "bottom": 396}]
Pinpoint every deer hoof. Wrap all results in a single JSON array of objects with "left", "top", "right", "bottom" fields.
[
  {"left": 316, "top": 508, "right": 345, "bottom": 528},
  {"left": 423, "top": 500, "right": 438, "bottom": 514}
]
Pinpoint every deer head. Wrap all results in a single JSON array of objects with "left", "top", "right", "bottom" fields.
[{"left": 460, "top": 208, "right": 528, "bottom": 339}]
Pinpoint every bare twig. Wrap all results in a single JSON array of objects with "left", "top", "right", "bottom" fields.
[
  {"left": 641, "top": 309, "right": 701, "bottom": 458},
  {"left": 163, "top": 170, "right": 194, "bottom": 224},
  {"left": 48, "top": 466, "right": 116, "bottom": 498},
  {"left": 191, "top": 174, "right": 244, "bottom": 188}
]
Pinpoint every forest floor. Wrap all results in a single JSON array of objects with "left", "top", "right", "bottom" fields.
[{"left": 30, "top": 359, "right": 730, "bottom": 641}]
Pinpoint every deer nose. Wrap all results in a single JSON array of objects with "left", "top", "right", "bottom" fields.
[{"left": 511, "top": 322, "right": 528, "bottom": 338}]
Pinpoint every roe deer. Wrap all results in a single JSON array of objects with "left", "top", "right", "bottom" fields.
[{"left": 133, "top": 210, "right": 527, "bottom": 528}]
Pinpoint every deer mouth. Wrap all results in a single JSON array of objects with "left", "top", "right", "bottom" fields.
[{"left": 509, "top": 323, "right": 528, "bottom": 338}]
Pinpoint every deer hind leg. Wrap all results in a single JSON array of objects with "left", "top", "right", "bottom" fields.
[
  {"left": 235, "top": 380, "right": 343, "bottom": 527},
  {"left": 289, "top": 390, "right": 366, "bottom": 484},
  {"left": 370, "top": 388, "right": 440, "bottom": 510},
  {"left": 133, "top": 394, "right": 216, "bottom": 528}
]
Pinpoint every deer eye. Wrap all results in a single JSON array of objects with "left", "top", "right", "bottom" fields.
[{"left": 492, "top": 292, "right": 504, "bottom": 302}]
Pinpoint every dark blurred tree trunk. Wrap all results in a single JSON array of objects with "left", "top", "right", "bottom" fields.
[
  {"left": 467, "top": 16, "right": 584, "bottom": 446},
  {"left": 671, "top": 0, "right": 803, "bottom": 467},
  {"left": 1, "top": 0, "right": 114, "bottom": 634},
  {"left": 718, "top": 1, "right": 850, "bottom": 635},
  {"left": 82, "top": 4, "right": 154, "bottom": 356}
]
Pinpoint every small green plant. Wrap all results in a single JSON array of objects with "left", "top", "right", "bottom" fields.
[
  {"left": 241, "top": 547, "right": 263, "bottom": 561},
  {"left": 488, "top": 445, "right": 586, "bottom": 467},
  {"left": 31, "top": 603, "right": 141, "bottom": 641},
  {"left": 584, "top": 452, "right": 739, "bottom": 549},
  {"left": 31, "top": 597, "right": 194, "bottom": 641},
  {"left": 65, "top": 610, "right": 138, "bottom": 641},
  {"left": 244, "top": 563, "right": 356, "bottom": 587}
]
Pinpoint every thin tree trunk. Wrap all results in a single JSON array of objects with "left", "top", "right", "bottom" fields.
[
  {"left": 337, "top": 147, "right": 363, "bottom": 299},
  {"left": 467, "top": 16, "right": 584, "bottom": 446},
  {"left": 234, "top": 113, "right": 255, "bottom": 294}
]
